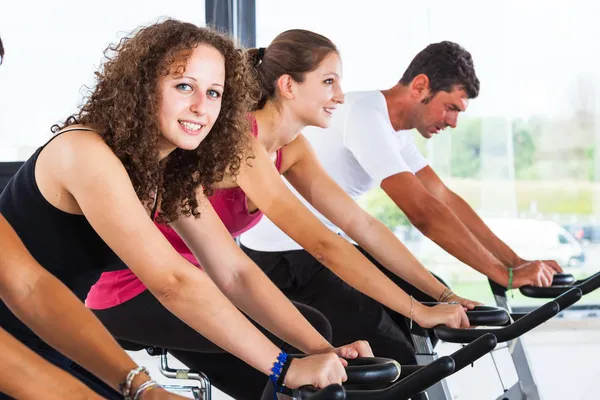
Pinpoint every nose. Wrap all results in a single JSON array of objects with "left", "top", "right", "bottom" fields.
[
  {"left": 446, "top": 112, "right": 458, "bottom": 129},
  {"left": 190, "top": 92, "right": 207, "bottom": 116},
  {"left": 333, "top": 84, "right": 345, "bottom": 104}
]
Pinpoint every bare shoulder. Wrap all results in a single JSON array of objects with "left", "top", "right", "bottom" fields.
[
  {"left": 279, "top": 133, "right": 314, "bottom": 173},
  {"left": 41, "top": 126, "right": 125, "bottom": 179}
]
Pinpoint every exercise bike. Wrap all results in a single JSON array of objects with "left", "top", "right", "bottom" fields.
[
  {"left": 484, "top": 270, "right": 600, "bottom": 400},
  {"left": 408, "top": 285, "right": 585, "bottom": 400},
  {"left": 285, "top": 330, "right": 498, "bottom": 400}
]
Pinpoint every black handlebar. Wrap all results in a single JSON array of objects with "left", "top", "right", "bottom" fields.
[
  {"left": 466, "top": 306, "right": 510, "bottom": 326},
  {"left": 447, "top": 333, "right": 498, "bottom": 372},
  {"left": 520, "top": 271, "right": 600, "bottom": 301},
  {"left": 342, "top": 356, "right": 456, "bottom": 400},
  {"left": 576, "top": 270, "right": 600, "bottom": 295},
  {"left": 293, "top": 384, "right": 346, "bottom": 400},
  {"left": 345, "top": 357, "right": 401, "bottom": 385},
  {"left": 552, "top": 273, "right": 576, "bottom": 286},
  {"left": 291, "top": 333, "right": 499, "bottom": 399},
  {"left": 434, "top": 288, "right": 582, "bottom": 343},
  {"left": 289, "top": 356, "right": 455, "bottom": 400}
]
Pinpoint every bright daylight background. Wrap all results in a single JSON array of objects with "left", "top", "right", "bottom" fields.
[{"left": 1, "top": 1, "right": 599, "bottom": 399}]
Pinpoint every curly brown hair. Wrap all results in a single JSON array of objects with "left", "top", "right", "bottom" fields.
[{"left": 53, "top": 19, "right": 257, "bottom": 222}]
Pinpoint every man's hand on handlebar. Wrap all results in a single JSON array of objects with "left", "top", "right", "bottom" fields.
[
  {"left": 284, "top": 353, "right": 348, "bottom": 389},
  {"left": 512, "top": 260, "right": 563, "bottom": 288},
  {"left": 414, "top": 302, "right": 470, "bottom": 329}
]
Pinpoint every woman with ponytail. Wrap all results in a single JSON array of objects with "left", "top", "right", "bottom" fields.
[{"left": 87, "top": 29, "right": 467, "bottom": 400}]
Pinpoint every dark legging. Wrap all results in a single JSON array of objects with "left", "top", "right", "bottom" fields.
[
  {"left": 240, "top": 244, "right": 443, "bottom": 366},
  {"left": 93, "top": 291, "right": 333, "bottom": 400}
]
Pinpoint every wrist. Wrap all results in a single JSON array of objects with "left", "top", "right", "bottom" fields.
[
  {"left": 118, "top": 366, "right": 151, "bottom": 399},
  {"left": 512, "top": 256, "right": 527, "bottom": 268},
  {"left": 270, "top": 351, "right": 292, "bottom": 391},
  {"left": 282, "top": 358, "right": 296, "bottom": 388},
  {"left": 412, "top": 302, "right": 428, "bottom": 326},
  {"left": 490, "top": 262, "right": 511, "bottom": 286},
  {"left": 129, "top": 372, "right": 152, "bottom": 398},
  {"left": 506, "top": 267, "right": 515, "bottom": 290},
  {"left": 309, "top": 341, "right": 335, "bottom": 355}
]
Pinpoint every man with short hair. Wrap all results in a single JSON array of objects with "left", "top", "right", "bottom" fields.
[{"left": 240, "top": 41, "right": 561, "bottom": 356}]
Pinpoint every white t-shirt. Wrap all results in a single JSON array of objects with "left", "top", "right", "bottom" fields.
[{"left": 239, "top": 90, "right": 429, "bottom": 251}]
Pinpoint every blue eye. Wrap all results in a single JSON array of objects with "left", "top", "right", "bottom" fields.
[
  {"left": 176, "top": 83, "right": 193, "bottom": 92},
  {"left": 208, "top": 89, "right": 221, "bottom": 98}
]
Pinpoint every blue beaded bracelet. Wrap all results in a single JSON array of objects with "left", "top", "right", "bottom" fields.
[{"left": 269, "top": 351, "right": 288, "bottom": 385}]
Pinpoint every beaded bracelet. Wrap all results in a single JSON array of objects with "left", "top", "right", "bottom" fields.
[
  {"left": 119, "top": 366, "right": 150, "bottom": 399},
  {"left": 270, "top": 351, "right": 293, "bottom": 399},
  {"left": 507, "top": 268, "right": 514, "bottom": 290},
  {"left": 269, "top": 351, "right": 289, "bottom": 385}
]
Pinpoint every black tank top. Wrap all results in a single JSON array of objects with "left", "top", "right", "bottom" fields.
[{"left": 0, "top": 128, "right": 126, "bottom": 301}]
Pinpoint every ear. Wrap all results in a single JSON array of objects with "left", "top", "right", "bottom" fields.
[
  {"left": 410, "top": 74, "right": 431, "bottom": 99},
  {"left": 276, "top": 74, "right": 296, "bottom": 100}
]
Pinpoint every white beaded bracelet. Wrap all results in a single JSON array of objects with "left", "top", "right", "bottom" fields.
[{"left": 122, "top": 366, "right": 150, "bottom": 399}]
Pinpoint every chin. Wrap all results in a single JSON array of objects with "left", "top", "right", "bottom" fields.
[
  {"left": 174, "top": 136, "right": 205, "bottom": 151},
  {"left": 417, "top": 128, "right": 433, "bottom": 139},
  {"left": 313, "top": 116, "right": 332, "bottom": 129}
]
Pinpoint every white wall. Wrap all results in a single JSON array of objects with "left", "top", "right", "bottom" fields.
[{"left": 0, "top": 0, "right": 206, "bottom": 160}]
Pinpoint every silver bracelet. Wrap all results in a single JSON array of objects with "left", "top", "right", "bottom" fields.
[
  {"left": 133, "top": 380, "right": 161, "bottom": 400},
  {"left": 123, "top": 366, "right": 150, "bottom": 398}
]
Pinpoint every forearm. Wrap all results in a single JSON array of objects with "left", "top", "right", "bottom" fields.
[
  {"left": 0, "top": 326, "right": 103, "bottom": 400},
  {"left": 0, "top": 216, "right": 138, "bottom": 392},
  {"left": 222, "top": 265, "right": 333, "bottom": 354},
  {"left": 1, "top": 272, "right": 139, "bottom": 392},
  {"left": 409, "top": 202, "right": 509, "bottom": 286},
  {"left": 446, "top": 192, "right": 523, "bottom": 267},
  {"left": 347, "top": 216, "right": 448, "bottom": 300},
  {"left": 154, "top": 269, "right": 284, "bottom": 376},
  {"left": 311, "top": 234, "right": 420, "bottom": 318}
]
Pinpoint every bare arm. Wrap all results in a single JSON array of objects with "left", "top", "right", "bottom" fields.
[
  {"left": 55, "top": 131, "right": 284, "bottom": 376},
  {"left": 382, "top": 167, "right": 559, "bottom": 287},
  {"left": 280, "top": 136, "right": 449, "bottom": 301},
  {"left": 417, "top": 167, "right": 559, "bottom": 270},
  {"left": 417, "top": 167, "right": 563, "bottom": 281},
  {"left": 237, "top": 135, "right": 467, "bottom": 328},
  {"left": 380, "top": 170, "right": 510, "bottom": 285},
  {"left": 170, "top": 193, "right": 334, "bottom": 355},
  {"left": 0, "top": 326, "right": 103, "bottom": 400},
  {"left": 0, "top": 213, "right": 143, "bottom": 393}
]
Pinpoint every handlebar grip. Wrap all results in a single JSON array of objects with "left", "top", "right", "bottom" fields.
[
  {"left": 552, "top": 273, "right": 576, "bottom": 286},
  {"left": 434, "top": 300, "right": 561, "bottom": 343},
  {"left": 293, "top": 384, "right": 346, "bottom": 400},
  {"left": 345, "top": 357, "right": 401, "bottom": 384},
  {"left": 520, "top": 286, "right": 570, "bottom": 298},
  {"left": 343, "top": 356, "right": 455, "bottom": 400},
  {"left": 466, "top": 306, "right": 510, "bottom": 326},
  {"left": 448, "top": 333, "right": 497, "bottom": 372},
  {"left": 520, "top": 273, "right": 575, "bottom": 298}
]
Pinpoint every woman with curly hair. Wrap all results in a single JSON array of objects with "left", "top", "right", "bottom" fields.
[
  {"left": 0, "top": 20, "right": 361, "bottom": 400},
  {"left": 87, "top": 28, "right": 473, "bottom": 399},
  {"left": 1, "top": 35, "right": 154, "bottom": 400},
  {"left": 0, "top": 32, "right": 186, "bottom": 400}
]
